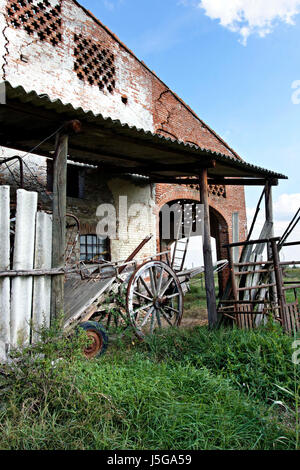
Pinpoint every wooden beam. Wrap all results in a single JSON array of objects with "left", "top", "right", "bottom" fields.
[
  {"left": 200, "top": 168, "right": 218, "bottom": 327},
  {"left": 146, "top": 178, "right": 279, "bottom": 186},
  {"left": 51, "top": 131, "right": 68, "bottom": 321},
  {"left": 0, "top": 268, "right": 65, "bottom": 277},
  {"left": 223, "top": 237, "right": 280, "bottom": 248}
]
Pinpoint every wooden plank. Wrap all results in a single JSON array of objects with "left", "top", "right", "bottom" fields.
[
  {"left": 0, "top": 268, "right": 65, "bottom": 277},
  {"left": 10, "top": 189, "right": 38, "bottom": 347},
  {"left": 200, "top": 168, "right": 217, "bottom": 327},
  {"left": 32, "top": 212, "right": 52, "bottom": 343},
  {"left": 271, "top": 239, "right": 287, "bottom": 323},
  {"left": 237, "top": 283, "right": 276, "bottom": 292},
  {"left": 0, "top": 186, "right": 10, "bottom": 361},
  {"left": 63, "top": 276, "right": 116, "bottom": 329},
  {"left": 51, "top": 132, "right": 68, "bottom": 320},
  {"left": 223, "top": 236, "right": 280, "bottom": 249}
]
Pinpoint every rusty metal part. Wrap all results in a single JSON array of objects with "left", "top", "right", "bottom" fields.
[
  {"left": 63, "top": 120, "right": 82, "bottom": 135},
  {"left": 126, "top": 260, "right": 183, "bottom": 339},
  {"left": 83, "top": 330, "right": 104, "bottom": 359},
  {"left": 118, "top": 235, "right": 153, "bottom": 274},
  {"left": 0, "top": 155, "right": 24, "bottom": 188}
]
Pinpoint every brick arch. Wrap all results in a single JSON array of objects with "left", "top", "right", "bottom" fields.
[
  {"left": 156, "top": 185, "right": 230, "bottom": 296},
  {"left": 156, "top": 184, "right": 200, "bottom": 213},
  {"left": 209, "top": 206, "right": 230, "bottom": 295}
]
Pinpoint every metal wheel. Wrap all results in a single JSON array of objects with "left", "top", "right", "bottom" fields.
[
  {"left": 126, "top": 260, "right": 183, "bottom": 338},
  {"left": 78, "top": 322, "right": 108, "bottom": 359}
]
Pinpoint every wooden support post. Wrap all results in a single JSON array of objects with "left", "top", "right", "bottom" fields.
[
  {"left": 51, "top": 132, "right": 68, "bottom": 321},
  {"left": 227, "top": 246, "right": 239, "bottom": 303},
  {"left": 270, "top": 238, "right": 287, "bottom": 318},
  {"left": 265, "top": 181, "right": 276, "bottom": 301},
  {"left": 200, "top": 168, "right": 218, "bottom": 327}
]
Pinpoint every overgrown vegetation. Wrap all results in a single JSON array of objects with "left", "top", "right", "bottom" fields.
[{"left": 0, "top": 320, "right": 299, "bottom": 450}]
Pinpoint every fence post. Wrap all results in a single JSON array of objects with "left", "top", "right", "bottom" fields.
[
  {"left": 32, "top": 211, "right": 53, "bottom": 342},
  {"left": 10, "top": 189, "right": 38, "bottom": 347},
  {"left": 51, "top": 132, "right": 68, "bottom": 321},
  {"left": 0, "top": 186, "right": 10, "bottom": 361},
  {"left": 270, "top": 238, "right": 287, "bottom": 322}
]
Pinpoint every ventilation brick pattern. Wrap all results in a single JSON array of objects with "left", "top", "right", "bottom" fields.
[
  {"left": 6, "top": 0, "right": 62, "bottom": 46},
  {"left": 74, "top": 33, "right": 116, "bottom": 94},
  {"left": 187, "top": 182, "right": 226, "bottom": 198},
  {"left": 209, "top": 184, "right": 226, "bottom": 198}
]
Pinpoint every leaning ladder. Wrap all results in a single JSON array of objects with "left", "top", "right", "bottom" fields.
[{"left": 171, "top": 221, "right": 193, "bottom": 272}]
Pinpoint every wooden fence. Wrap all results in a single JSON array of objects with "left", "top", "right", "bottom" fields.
[
  {"left": 0, "top": 186, "right": 52, "bottom": 362},
  {"left": 219, "top": 236, "right": 300, "bottom": 334}
]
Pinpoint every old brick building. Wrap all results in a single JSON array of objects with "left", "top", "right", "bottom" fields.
[{"left": 0, "top": 0, "right": 247, "bottom": 285}]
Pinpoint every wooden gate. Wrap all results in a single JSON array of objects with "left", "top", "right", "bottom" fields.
[{"left": 0, "top": 186, "right": 52, "bottom": 362}]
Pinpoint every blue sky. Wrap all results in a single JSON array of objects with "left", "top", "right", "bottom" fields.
[{"left": 80, "top": 0, "right": 300, "bottom": 255}]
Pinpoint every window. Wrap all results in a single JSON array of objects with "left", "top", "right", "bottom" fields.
[
  {"left": 47, "top": 160, "right": 85, "bottom": 199},
  {"left": 80, "top": 235, "right": 110, "bottom": 262}
]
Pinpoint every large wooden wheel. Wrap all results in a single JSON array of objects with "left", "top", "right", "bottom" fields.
[{"left": 126, "top": 260, "right": 183, "bottom": 338}]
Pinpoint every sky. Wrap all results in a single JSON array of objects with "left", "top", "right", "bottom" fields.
[{"left": 80, "top": 0, "right": 300, "bottom": 263}]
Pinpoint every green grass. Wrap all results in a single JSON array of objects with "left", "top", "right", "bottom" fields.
[
  {"left": 184, "top": 274, "right": 218, "bottom": 320},
  {"left": 284, "top": 268, "right": 300, "bottom": 304},
  {"left": 0, "top": 323, "right": 299, "bottom": 450}
]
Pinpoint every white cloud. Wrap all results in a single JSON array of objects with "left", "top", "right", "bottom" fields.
[
  {"left": 198, "top": 0, "right": 300, "bottom": 44},
  {"left": 273, "top": 193, "right": 300, "bottom": 220},
  {"left": 103, "top": 0, "right": 123, "bottom": 11}
]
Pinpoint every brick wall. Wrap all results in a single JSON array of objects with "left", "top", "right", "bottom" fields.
[{"left": 0, "top": 0, "right": 248, "bottom": 268}]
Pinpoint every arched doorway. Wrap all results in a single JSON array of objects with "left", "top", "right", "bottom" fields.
[{"left": 158, "top": 199, "right": 230, "bottom": 297}]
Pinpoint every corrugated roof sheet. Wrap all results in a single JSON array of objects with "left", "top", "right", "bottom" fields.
[{"left": 2, "top": 82, "right": 287, "bottom": 180}]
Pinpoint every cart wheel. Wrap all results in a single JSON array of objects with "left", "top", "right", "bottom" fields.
[
  {"left": 78, "top": 322, "right": 108, "bottom": 359},
  {"left": 126, "top": 260, "right": 183, "bottom": 339}
]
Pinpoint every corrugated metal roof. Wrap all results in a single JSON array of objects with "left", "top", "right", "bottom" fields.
[{"left": 1, "top": 82, "right": 287, "bottom": 180}]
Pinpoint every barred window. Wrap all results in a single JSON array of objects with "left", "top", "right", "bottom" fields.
[{"left": 80, "top": 235, "right": 110, "bottom": 262}]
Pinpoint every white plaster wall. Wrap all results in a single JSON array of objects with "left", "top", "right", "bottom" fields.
[{"left": 108, "top": 178, "right": 157, "bottom": 262}]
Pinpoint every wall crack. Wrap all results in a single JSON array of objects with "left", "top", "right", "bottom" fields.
[
  {"left": 155, "top": 89, "right": 179, "bottom": 139},
  {"left": 1, "top": 13, "right": 9, "bottom": 81}
]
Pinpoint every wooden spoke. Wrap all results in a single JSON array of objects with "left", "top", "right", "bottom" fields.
[
  {"left": 165, "top": 293, "right": 180, "bottom": 300},
  {"left": 150, "top": 308, "right": 156, "bottom": 334},
  {"left": 140, "top": 275, "right": 154, "bottom": 298},
  {"left": 132, "top": 302, "right": 153, "bottom": 316},
  {"left": 141, "top": 306, "right": 154, "bottom": 328},
  {"left": 164, "top": 305, "right": 180, "bottom": 315},
  {"left": 159, "top": 308, "right": 173, "bottom": 327},
  {"left": 156, "top": 309, "right": 162, "bottom": 329},
  {"left": 157, "top": 267, "right": 165, "bottom": 295},
  {"left": 149, "top": 266, "right": 157, "bottom": 295},
  {"left": 160, "top": 277, "right": 175, "bottom": 297},
  {"left": 133, "top": 290, "right": 152, "bottom": 302},
  {"left": 126, "top": 260, "right": 184, "bottom": 339}
]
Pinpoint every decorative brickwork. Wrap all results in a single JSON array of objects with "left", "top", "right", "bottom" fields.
[
  {"left": 209, "top": 184, "right": 226, "bottom": 198},
  {"left": 1, "top": 0, "right": 247, "bottom": 270},
  {"left": 6, "top": 0, "right": 62, "bottom": 46},
  {"left": 74, "top": 33, "right": 116, "bottom": 93},
  {"left": 186, "top": 182, "right": 227, "bottom": 198}
]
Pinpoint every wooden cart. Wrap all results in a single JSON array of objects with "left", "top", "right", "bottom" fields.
[{"left": 63, "top": 236, "right": 205, "bottom": 358}]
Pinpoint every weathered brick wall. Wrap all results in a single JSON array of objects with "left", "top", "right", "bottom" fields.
[
  {"left": 0, "top": 0, "right": 247, "bottom": 268},
  {"left": 152, "top": 81, "right": 247, "bottom": 255},
  {"left": 0, "top": 0, "right": 154, "bottom": 131},
  {"left": 0, "top": 149, "right": 157, "bottom": 262}
]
